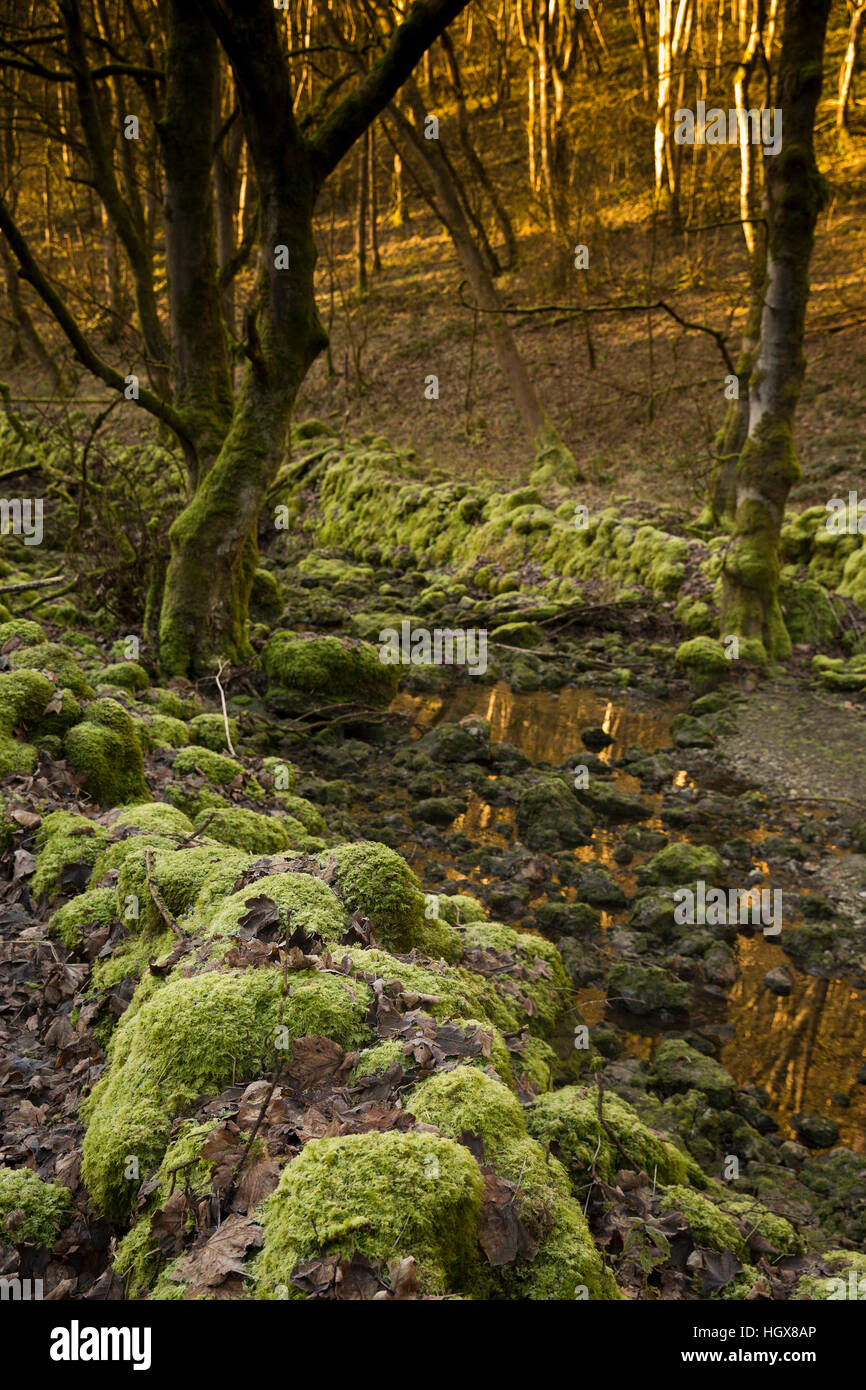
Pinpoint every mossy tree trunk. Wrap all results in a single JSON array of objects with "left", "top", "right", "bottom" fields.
[
  {"left": 720, "top": 0, "right": 832, "bottom": 661},
  {"left": 158, "top": 0, "right": 472, "bottom": 674}
]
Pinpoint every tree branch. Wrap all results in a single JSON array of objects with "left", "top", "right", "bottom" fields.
[
  {"left": 0, "top": 192, "right": 195, "bottom": 449},
  {"left": 309, "top": 0, "right": 471, "bottom": 187}
]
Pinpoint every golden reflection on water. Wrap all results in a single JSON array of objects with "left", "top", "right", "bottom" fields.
[{"left": 392, "top": 681, "right": 679, "bottom": 765}]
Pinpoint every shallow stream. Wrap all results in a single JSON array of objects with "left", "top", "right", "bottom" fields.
[{"left": 393, "top": 682, "right": 866, "bottom": 1152}]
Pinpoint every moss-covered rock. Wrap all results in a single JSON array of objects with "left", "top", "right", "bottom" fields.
[
  {"left": 261, "top": 632, "right": 398, "bottom": 710},
  {"left": 81, "top": 966, "right": 371, "bottom": 1217},
  {"left": 32, "top": 810, "right": 110, "bottom": 899},
  {"left": 147, "top": 713, "right": 190, "bottom": 748},
  {"left": 9, "top": 641, "right": 92, "bottom": 698},
  {"left": 608, "top": 962, "right": 689, "bottom": 1017},
  {"left": 49, "top": 886, "right": 117, "bottom": 948},
  {"left": 189, "top": 712, "right": 239, "bottom": 752},
  {"left": 659, "top": 1185, "right": 747, "bottom": 1259},
  {"left": 0, "top": 1167, "right": 73, "bottom": 1247},
  {"left": 650, "top": 1039, "right": 736, "bottom": 1108},
  {"left": 202, "top": 870, "right": 347, "bottom": 944},
  {"left": 98, "top": 661, "right": 149, "bottom": 692},
  {"left": 324, "top": 842, "right": 425, "bottom": 953},
  {"left": 64, "top": 698, "right": 150, "bottom": 805},
  {"left": 638, "top": 841, "right": 724, "bottom": 886},
  {"left": 526, "top": 1085, "right": 704, "bottom": 1197},
  {"left": 517, "top": 775, "right": 593, "bottom": 851},
  {"left": 191, "top": 806, "right": 296, "bottom": 855},
  {"left": 171, "top": 745, "right": 245, "bottom": 787},
  {"left": 255, "top": 1131, "right": 484, "bottom": 1297}
]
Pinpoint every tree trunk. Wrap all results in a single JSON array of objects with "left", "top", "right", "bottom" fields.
[
  {"left": 720, "top": 0, "right": 832, "bottom": 661},
  {"left": 838, "top": 0, "right": 866, "bottom": 131}
]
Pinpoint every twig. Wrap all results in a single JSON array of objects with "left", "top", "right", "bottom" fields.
[
  {"left": 215, "top": 658, "right": 236, "bottom": 756},
  {"left": 144, "top": 847, "right": 184, "bottom": 940},
  {"left": 0, "top": 572, "right": 65, "bottom": 595}
]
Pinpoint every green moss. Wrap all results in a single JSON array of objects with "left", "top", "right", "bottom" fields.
[
  {"left": 147, "top": 714, "right": 190, "bottom": 748},
  {"left": 261, "top": 631, "right": 398, "bottom": 708},
  {"left": 81, "top": 966, "right": 371, "bottom": 1218},
  {"left": 717, "top": 1195, "right": 804, "bottom": 1257},
  {"left": 273, "top": 794, "right": 328, "bottom": 836},
  {"left": 255, "top": 1131, "right": 484, "bottom": 1297},
  {"left": 0, "top": 1167, "right": 73, "bottom": 1247},
  {"left": 191, "top": 806, "right": 296, "bottom": 855},
  {"left": 98, "top": 661, "right": 149, "bottom": 692},
  {"left": 459, "top": 919, "right": 569, "bottom": 1034},
  {"left": 526, "top": 1085, "right": 707, "bottom": 1197},
  {"left": 414, "top": 914, "right": 463, "bottom": 962},
  {"left": 0, "top": 618, "right": 45, "bottom": 647},
  {"left": 324, "top": 842, "right": 425, "bottom": 953},
  {"left": 638, "top": 841, "right": 724, "bottom": 886},
  {"left": 659, "top": 1185, "right": 748, "bottom": 1260},
  {"left": 9, "top": 642, "right": 92, "bottom": 697},
  {"left": 675, "top": 637, "right": 732, "bottom": 691},
  {"left": 350, "top": 1039, "right": 408, "bottom": 1083},
  {"left": 114, "top": 843, "right": 249, "bottom": 933},
  {"left": 796, "top": 1250, "right": 866, "bottom": 1300},
  {"left": 189, "top": 712, "right": 239, "bottom": 752},
  {"left": 202, "top": 870, "right": 347, "bottom": 943},
  {"left": 259, "top": 756, "right": 297, "bottom": 793},
  {"left": 434, "top": 893, "right": 487, "bottom": 926},
  {"left": 32, "top": 810, "right": 110, "bottom": 899},
  {"left": 651, "top": 1039, "right": 736, "bottom": 1108},
  {"left": 406, "top": 1068, "right": 619, "bottom": 1300},
  {"left": 49, "top": 886, "right": 117, "bottom": 948},
  {"left": 172, "top": 745, "right": 245, "bottom": 785},
  {"left": 64, "top": 698, "right": 150, "bottom": 805}
]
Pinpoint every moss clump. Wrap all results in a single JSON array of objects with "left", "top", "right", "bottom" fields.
[
  {"left": 414, "top": 913, "right": 463, "bottom": 962},
  {"left": 638, "top": 841, "right": 724, "bottom": 886},
  {"left": 172, "top": 745, "right": 245, "bottom": 785},
  {"left": 0, "top": 668, "right": 56, "bottom": 776},
  {"left": 434, "top": 893, "right": 487, "bottom": 926},
  {"left": 255, "top": 1131, "right": 483, "bottom": 1297},
  {"left": 189, "top": 712, "right": 239, "bottom": 752},
  {"left": 0, "top": 1167, "right": 73, "bottom": 1247},
  {"left": 115, "top": 803, "right": 194, "bottom": 836},
  {"left": 32, "top": 810, "right": 110, "bottom": 899},
  {"left": 651, "top": 1039, "right": 736, "bottom": 1108},
  {"left": 261, "top": 631, "right": 398, "bottom": 709},
  {"left": 718, "top": 1195, "right": 804, "bottom": 1257},
  {"left": 81, "top": 966, "right": 372, "bottom": 1217},
  {"left": 324, "top": 841, "right": 425, "bottom": 953},
  {"left": 146, "top": 714, "right": 190, "bottom": 748},
  {"left": 203, "top": 870, "right": 347, "bottom": 943},
  {"left": 527, "top": 1085, "right": 706, "bottom": 1197},
  {"left": 64, "top": 698, "right": 150, "bottom": 805},
  {"left": 191, "top": 806, "right": 296, "bottom": 855},
  {"left": 114, "top": 1120, "right": 224, "bottom": 1296},
  {"left": 350, "top": 1039, "right": 409, "bottom": 1083},
  {"left": 98, "top": 661, "right": 149, "bottom": 692},
  {"left": 405, "top": 1068, "right": 620, "bottom": 1300},
  {"left": 147, "top": 686, "right": 201, "bottom": 720},
  {"left": 273, "top": 794, "right": 328, "bottom": 837},
  {"left": 459, "top": 919, "right": 570, "bottom": 1035},
  {"left": 0, "top": 618, "right": 45, "bottom": 647},
  {"left": 49, "top": 886, "right": 117, "bottom": 948},
  {"left": 259, "top": 756, "right": 297, "bottom": 793},
  {"left": 9, "top": 642, "right": 92, "bottom": 697},
  {"left": 114, "top": 843, "right": 249, "bottom": 933},
  {"left": 659, "top": 1185, "right": 748, "bottom": 1260}
]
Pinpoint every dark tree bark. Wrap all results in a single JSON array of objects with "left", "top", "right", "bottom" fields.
[{"left": 720, "top": 0, "right": 833, "bottom": 660}]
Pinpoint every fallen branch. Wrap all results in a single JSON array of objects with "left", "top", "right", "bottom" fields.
[
  {"left": 215, "top": 658, "right": 237, "bottom": 756},
  {"left": 144, "top": 847, "right": 185, "bottom": 940},
  {"left": 0, "top": 572, "right": 65, "bottom": 595}
]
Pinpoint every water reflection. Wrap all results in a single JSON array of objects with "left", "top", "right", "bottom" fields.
[{"left": 392, "top": 681, "right": 866, "bottom": 1153}]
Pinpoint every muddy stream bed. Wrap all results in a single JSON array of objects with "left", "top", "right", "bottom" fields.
[{"left": 379, "top": 682, "right": 866, "bottom": 1153}]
